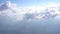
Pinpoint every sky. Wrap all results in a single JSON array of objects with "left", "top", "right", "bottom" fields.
[
  {"left": 0, "top": 0, "right": 60, "bottom": 34},
  {"left": 0, "top": 0, "right": 60, "bottom": 8}
]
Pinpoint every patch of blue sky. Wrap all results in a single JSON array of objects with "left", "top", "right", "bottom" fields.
[{"left": 0, "top": 0, "right": 60, "bottom": 8}]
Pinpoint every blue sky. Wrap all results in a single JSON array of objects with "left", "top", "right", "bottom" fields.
[{"left": 0, "top": 0, "right": 60, "bottom": 7}]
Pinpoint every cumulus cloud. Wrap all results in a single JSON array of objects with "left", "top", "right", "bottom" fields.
[
  {"left": 0, "top": 1, "right": 60, "bottom": 22},
  {"left": 0, "top": 1, "right": 26, "bottom": 21}
]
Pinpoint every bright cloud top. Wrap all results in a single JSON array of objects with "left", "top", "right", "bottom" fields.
[{"left": 0, "top": 1, "right": 60, "bottom": 21}]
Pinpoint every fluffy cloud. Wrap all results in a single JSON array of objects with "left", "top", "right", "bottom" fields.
[
  {"left": 0, "top": 1, "right": 60, "bottom": 22},
  {"left": 0, "top": 1, "right": 26, "bottom": 21}
]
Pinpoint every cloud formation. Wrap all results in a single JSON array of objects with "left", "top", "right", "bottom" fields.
[
  {"left": 0, "top": 1, "right": 60, "bottom": 22},
  {"left": 1, "top": 1, "right": 60, "bottom": 34}
]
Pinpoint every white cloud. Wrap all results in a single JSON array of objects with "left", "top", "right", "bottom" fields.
[
  {"left": 0, "top": 1, "right": 25, "bottom": 21},
  {"left": 0, "top": 1, "right": 60, "bottom": 22}
]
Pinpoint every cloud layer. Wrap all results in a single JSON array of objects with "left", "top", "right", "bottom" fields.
[
  {"left": 0, "top": 1, "right": 60, "bottom": 22},
  {"left": 1, "top": 1, "right": 60, "bottom": 34}
]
